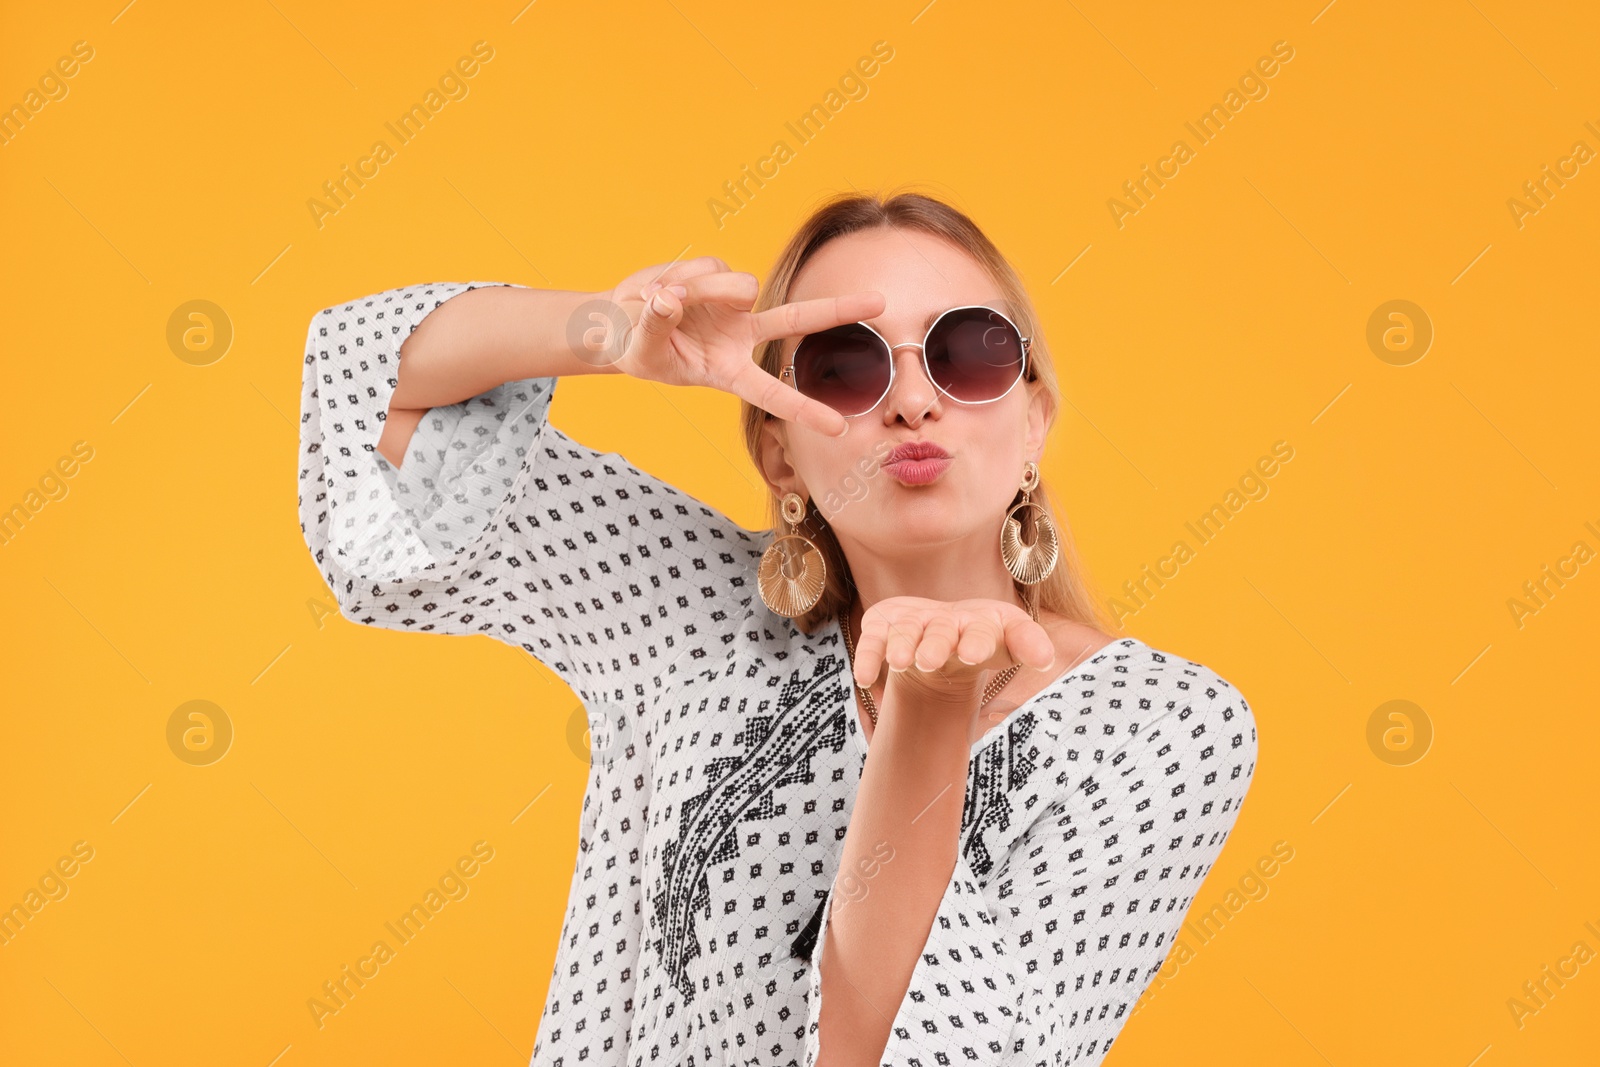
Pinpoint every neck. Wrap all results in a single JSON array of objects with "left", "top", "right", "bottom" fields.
[{"left": 837, "top": 527, "right": 1035, "bottom": 659}]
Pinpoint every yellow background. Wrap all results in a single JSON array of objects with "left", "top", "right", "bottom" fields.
[{"left": 3, "top": 1, "right": 1597, "bottom": 1064}]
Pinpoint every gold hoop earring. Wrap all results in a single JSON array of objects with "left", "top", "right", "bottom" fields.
[
  {"left": 1000, "top": 461, "right": 1059, "bottom": 585},
  {"left": 759, "top": 492, "right": 826, "bottom": 618}
]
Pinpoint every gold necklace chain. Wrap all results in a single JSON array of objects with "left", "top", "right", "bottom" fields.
[{"left": 838, "top": 597, "right": 1040, "bottom": 727}]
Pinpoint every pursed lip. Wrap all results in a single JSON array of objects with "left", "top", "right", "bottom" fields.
[
  {"left": 884, "top": 441, "right": 951, "bottom": 464},
  {"left": 882, "top": 441, "right": 952, "bottom": 486}
]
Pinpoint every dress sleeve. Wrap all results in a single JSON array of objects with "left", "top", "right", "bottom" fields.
[
  {"left": 800, "top": 655, "right": 1259, "bottom": 1066},
  {"left": 297, "top": 279, "right": 764, "bottom": 711}
]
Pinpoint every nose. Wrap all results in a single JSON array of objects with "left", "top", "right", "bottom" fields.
[{"left": 880, "top": 344, "right": 942, "bottom": 427}]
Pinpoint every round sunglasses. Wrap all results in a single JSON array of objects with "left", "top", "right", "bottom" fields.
[{"left": 780, "top": 305, "right": 1032, "bottom": 418}]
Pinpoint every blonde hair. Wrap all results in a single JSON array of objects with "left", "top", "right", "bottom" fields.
[{"left": 739, "top": 187, "right": 1113, "bottom": 637}]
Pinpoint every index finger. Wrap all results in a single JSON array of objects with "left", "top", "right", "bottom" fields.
[
  {"left": 750, "top": 291, "right": 886, "bottom": 348},
  {"left": 720, "top": 358, "right": 850, "bottom": 438}
]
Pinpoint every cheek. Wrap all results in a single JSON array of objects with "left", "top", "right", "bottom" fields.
[
  {"left": 799, "top": 439, "right": 879, "bottom": 506},
  {"left": 957, "top": 410, "right": 1032, "bottom": 484}
]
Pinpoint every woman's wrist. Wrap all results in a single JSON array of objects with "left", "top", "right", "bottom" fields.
[
  {"left": 873, "top": 679, "right": 978, "bottom": 761},
  {"left": 878, "top": 674, "right": 980, "bottom": 735}
]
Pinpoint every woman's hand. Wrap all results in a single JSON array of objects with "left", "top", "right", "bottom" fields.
[
  {"left": 851, "top": 597, "right": 1057, "bottom": 721},
  {"left": 596, "top": 257, "right": 885, "bottom": 437}
]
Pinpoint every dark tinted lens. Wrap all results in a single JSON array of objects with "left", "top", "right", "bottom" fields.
[
  {"left": 925, "top": 308, "right": 1025, "bottom": 403},
  {"left": 792, "top": 324, "right": 891, "bottom": 417}
]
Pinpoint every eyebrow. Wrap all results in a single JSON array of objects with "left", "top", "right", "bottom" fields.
[
  {"left": 920, "top": 301, "right": 1014, "bottom": 330},
  {"left": 785, "top": 302, "right": 1018, "bottom": 356}
]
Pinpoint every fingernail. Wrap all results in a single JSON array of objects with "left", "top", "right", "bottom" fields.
[
  {"left": 668, "top": 284, "right": 688, "bottom": 298},
  {"left": 641, "top": 281, "right": 662, "bottom": 298},
  {"left": 651, "top": 292, "right": 671, "bottom": 314}
]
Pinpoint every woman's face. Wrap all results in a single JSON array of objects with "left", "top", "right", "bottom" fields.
[{"left": 759, "top": 226, "right": 1053, "bottom": 557}]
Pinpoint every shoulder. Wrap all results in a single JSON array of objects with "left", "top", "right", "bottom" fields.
[
  {"left": 1038, "top": 635, "right": 1256, "bottom": 758},
  {"left": 588, "top": 441, "right": 765, "bottom": 545},
  {"left": 1121, "top": 639, "right": 1258, "bottom": 782},
  {"left": 520, "top": 423, "right": 769, "bottom": 576},
  {"left": 1122, "top": 637, "right": 1254, "bottom": 726},
  {"left": 1074, "top": 634, "right": 1251, "bottom": 706}
]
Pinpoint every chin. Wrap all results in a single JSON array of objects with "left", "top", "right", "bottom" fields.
[{"left": 857, "top": 499, "right": 969, "bottom": 540}]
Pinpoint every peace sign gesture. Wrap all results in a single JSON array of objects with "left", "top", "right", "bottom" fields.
[{"left": 598, "top": 256, "right": 884, "bottom": 438}]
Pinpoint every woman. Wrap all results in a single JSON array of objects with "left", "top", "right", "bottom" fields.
[{"left": 297, "top": 191, "right": 1258, "bottom": 1067}]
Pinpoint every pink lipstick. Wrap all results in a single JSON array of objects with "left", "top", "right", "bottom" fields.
[{"left": 883, "top": 441, "right": 951, "bottom": 485}]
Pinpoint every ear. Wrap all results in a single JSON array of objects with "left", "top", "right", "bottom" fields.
[
  {"left": 1024, "top": 379, "right": 1055, "bottom": 462},
  {"left": 756, "top": 416, "right": 806, "bottom": 499}
]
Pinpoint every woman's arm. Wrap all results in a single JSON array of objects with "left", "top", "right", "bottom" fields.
[
  {"left": 376, "top": 258, "right": 875, "bottom": 472},
  {"left": 802, "top": 645, "right": 1258, "bottom": 1067},
  {"left": 379, "top": 285, "right": 621, "bottom": 467},
  {"left": 815, "top": 688, "right": 976, "bottom": 1066}
]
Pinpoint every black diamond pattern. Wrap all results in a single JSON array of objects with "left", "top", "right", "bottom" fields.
[{"left": 299, "top": 281, "right": 1260, "bottom": 1067}]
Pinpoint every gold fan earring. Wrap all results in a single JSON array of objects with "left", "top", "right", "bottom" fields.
[
  {"left": 758, "top": 492, "right": 826, "bottom": 618},
  {"left": 1000, "top": 461, "right": 1060, "bottom": 584}
]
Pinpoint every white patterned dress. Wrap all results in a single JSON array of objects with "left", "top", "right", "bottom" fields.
[{"left": 297, "top": 280, "right": 1260, "bottom": 1067}]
